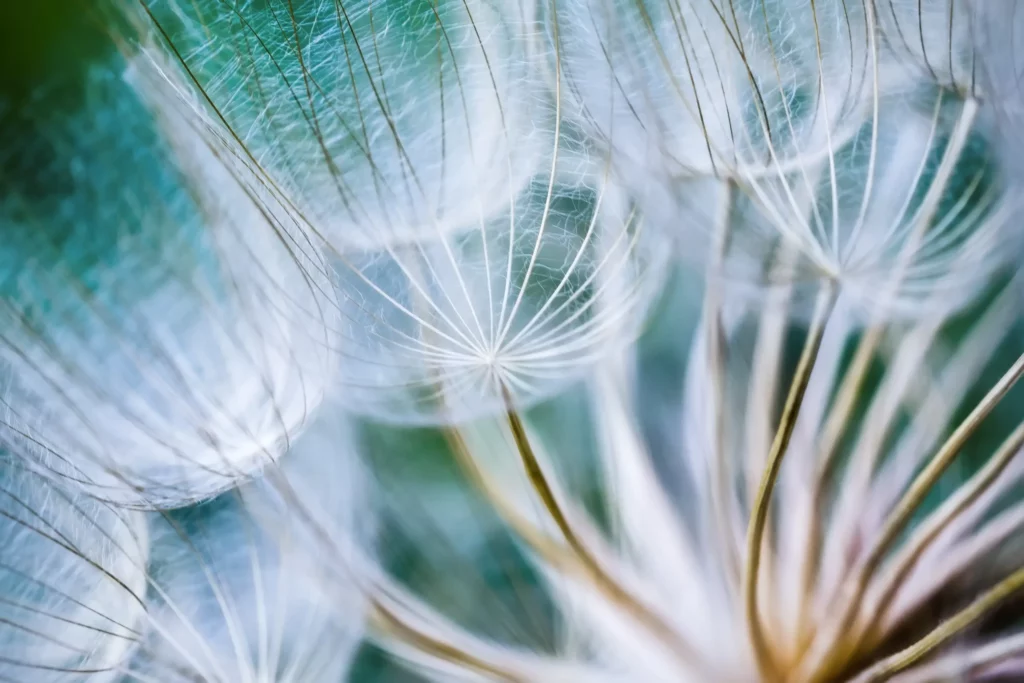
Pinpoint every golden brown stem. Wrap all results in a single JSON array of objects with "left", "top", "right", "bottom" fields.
[
  {"left": 745, "top": 283, "right": 837, "bottom": 679},
  {"left": 855, "top": 565, "right": 1024, "bottom": 682},
  {"left": 806, "top": 350, "right": 1024, "bottom": 682},
  {"left": 501, "top": 392, "right": 708, "bottom": 671}
]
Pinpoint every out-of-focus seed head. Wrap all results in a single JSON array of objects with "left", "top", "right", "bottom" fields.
[
  {"left": 130, "top": 503, "right": 361, "bottom": 683},
  {"left": 140, "top": 0, "right": 544, "bottom": 251},
  {"left": 0, "top": 44, "right": 337, "bottom": 508},
  {"left": 548, "top": 0, "right": 1014, "bottom": 323},
  {"left": 550, "top": 0, "right": 875, "bottom": 181},
  {"left": 126, "top": 410, "right": 368, "bottom": 682},
  {"left": 705, "top": 90, "right": 1010, "bottom": 321},
  {"left": 0, "top": 442, "right": 149, "bottom": 682}
]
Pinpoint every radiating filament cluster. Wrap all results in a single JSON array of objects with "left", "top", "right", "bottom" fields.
[{"left": 1, "top": 1, "right": 1023, "bottom": 682}]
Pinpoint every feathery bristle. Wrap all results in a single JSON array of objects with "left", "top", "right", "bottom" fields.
[{"left": 2, "top": 1, "right": 1024, "bottom": 682}]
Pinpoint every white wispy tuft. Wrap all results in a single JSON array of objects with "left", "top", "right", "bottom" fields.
[
  {"left": 973, "top": 2, "right": 1024, "bottom": 188},
  {"left": 139, "top": 0, "right": 670, "bottom": 424},
  {"left": 876, "top": 0, "right": 978, "bottom": 94},
  {"left": 0, "top": 409, "right": 149, "bottom": 683},
  {"left": 0, "top": 45, "right": 337, "bottom": 508},
  {"left": 140, "top": 0, "right": 544, "bottom": 251},
  {"left": 123, "top": 409, "right": 368, "bottom": 683},
  {"left": 552, "top": 0, "right": 1014, "bottom": 321}
]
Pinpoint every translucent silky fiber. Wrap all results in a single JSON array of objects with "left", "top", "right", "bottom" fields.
[
  {"left": 127, "top": 413, "right": 367, "bottom": 683},
  {"left": 550, "top": 0, "right": 875, "bottom": 182},
  {"left": 550, "top": 0, "right": 1011, "bottom": 322},
  {"left": 135, "top": 0, "right": 670, "bottom": 425},
  {"left": 876, "top": 0, "right": 978, "bottom": 92},
  {"left": 329, "top": 157, "right": 668, "bottom": 423},
  {"left": 0, "top": 450, "right": 149, "bottom": 683},
  {"left": 974, "top": 3, "right": 1024, "bottom": 186},
  {"left": 142, "top": 0, "right": 542, "bottom": 250},
  {"left": 687, "top": 90, "right": 1010, "bottom": 320},
  {"left": 0, "top": 53, "right": 336, "bottom": 508}
]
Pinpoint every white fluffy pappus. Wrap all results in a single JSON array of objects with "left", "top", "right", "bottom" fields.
[
  {"left": 685, "top": 87, "right": 1012, "bottom": 321},
  {"left": 973, "top": 2, "right": 1024, "bottom": 189},
  {"left": 549, "top": 0, "right": 1015, "bottom": 322},
  {"left": 124, "top": 410, "right": 369, "bottom": 683},
  {"left": 138, "top": 0, "right": 545, "bottom": 251},
  {"left": 326, "top": 150, "right": 669, "bottom": 424},
  {"left": 550, "top": 0, "right": 877, "bottom": 182},
  {"left": 0, "top": 441, "right": 149, "bottom": 683},
  {"left": 349, "top": 266, "right": 1024, "bottom": 683},
  {"left": 0, "top": 50, "right": 338, "bottom": 509},
  {"left": 133, "top": 0, "right": 670, "bottom": 426},
  {"left": 874, "top": 0, "right": 979, "bottom": 95}
]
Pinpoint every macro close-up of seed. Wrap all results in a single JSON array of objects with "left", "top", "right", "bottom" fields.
[{"left": 2, "top": 1, "right": 1024, "bottom": 682}]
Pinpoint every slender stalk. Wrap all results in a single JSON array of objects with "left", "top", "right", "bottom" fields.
[
  {"left": 806, "top": 349, "right": 1024, "bottom": 682},
  {"left": 444, "top": 411, "right": 706, "bottom": 672},
  {"left": 746, "top": 245, "right": 800, "bottom": 648},
  {"left": 441, "top": 425, "right": 568, "bottom": 564},
  {"left": 865, "top": 351, "right": 1024, "bottom": 572},
  {"left": 855, "top": 565, "right": 1024, "bottom": 682},
  {"left": 705, "top": 180, "right": 742, "bottom": 584},
  {"left": 501, "top": 393, "right": 707, "bottom": 671},
  {"left": 745, "top": 282, "right": 837, "bottom": 680},
  {"left": 370, "top": 600, "right": 525, "bottom": 682},
  {"left": 744, "top": 246, "right": 799, "bottom": 504},
  {"left": 792, "top": 325, "right": 882, "bottom": 654},
  {"left": 861, "top": 421, "right": 1024, "bottom": 644}
]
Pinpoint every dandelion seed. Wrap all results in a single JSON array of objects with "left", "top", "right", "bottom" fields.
[
  {"left": 0, "top": 434, "right": 149, "bottom": 682},
  {"left": 0, "top": 38, "right": 337, "bottom": 508},
  {"left": 125, "top": 410, "right": 368, "bottom": 683},
  {"left": 326, "top": 164, "right": 668, "bottom": 423},
  {"left": 135, "top": 0, "right": 671, "bottom": 425},
  {"left": 551, "top": 0, "right": 1013, "bottom": 321},
  {"left": 139, "top": 0, "right": 543, "bottom": 250}
]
